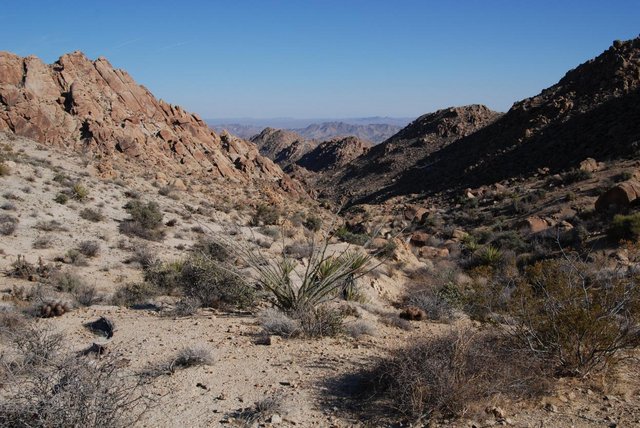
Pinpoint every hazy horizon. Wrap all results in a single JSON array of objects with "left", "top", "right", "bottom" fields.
[{"left": 2, "top": 1, "right": 639, "bottom": 119}]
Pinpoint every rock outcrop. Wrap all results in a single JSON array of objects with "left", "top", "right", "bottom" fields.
[
  {"left": 296, "top": 136, "right": 372, "bottom": 172},
  {"left": 249, "top": 127, "right": 317, "bottom": 168},
  {"left": 0, "top": 51, "right": 303, "bottom": 195}
]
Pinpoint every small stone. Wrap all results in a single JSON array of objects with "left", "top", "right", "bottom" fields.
[
  {"left": 544, "top": 403, "right": 558, "bottom": 413},
  {"left": 270, "top": 414, "right": 282, "bottom": 424}
]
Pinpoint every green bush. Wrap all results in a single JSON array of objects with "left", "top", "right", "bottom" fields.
[
  {"left": 250, "top": 204, "right": 280, "bottom": 226},
  {"left": 54, "top": 193, "right": 69, "bottom": 205},
  {"left": 179, "top": 255, "right": 254, "bottom": 309},
  {"left": 303, "top": 214, "right": 322, "bottom": 232},
  {"left": 119, "top": 201, "right": 164, "bottom": 241},
  {"left": 509, "top": 258, "right": 640, "bottom": 376},
  {"left": 112, "top": 282, "right": 159, "bottom": 307},
  {"left": 79, "top": 208, "right": 104, "bottom": 222},
  {"left": 334, "top": 226, "right": 369, "bottom": 246},
  {"left": 608, "top": 212, "right": 640, "bottom": 241}
]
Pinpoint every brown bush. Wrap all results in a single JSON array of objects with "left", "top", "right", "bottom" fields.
[{"left": 362, "top": 328, "right": 549, "bottom": 421}]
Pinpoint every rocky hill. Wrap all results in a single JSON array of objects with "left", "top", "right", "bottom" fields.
[
  {"left": 296, "top": 136, "right": 372, "bottom": 173},
  {"left": 315, "top": 105, "right": 501, "bottom": 202},
  {"left": 294, "top": 121, "right": 401, "bottom": 144},
  {"left": 249, "top": 127, "right": 317, "bottom": 168},
  {"left": 0, "top": 51, "right": 302, "bottom": 195},
  {"left": 318, "top": 37, "right": 640, "bottom": 204}
]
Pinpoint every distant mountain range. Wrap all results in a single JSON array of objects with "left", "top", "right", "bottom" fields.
[{"left": 207, "top": 117, "right": 410, "bottom": 143}]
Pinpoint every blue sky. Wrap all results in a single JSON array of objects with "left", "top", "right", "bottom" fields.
[{"left": 1, "top": 1, "right": 639, "bottom": 119}]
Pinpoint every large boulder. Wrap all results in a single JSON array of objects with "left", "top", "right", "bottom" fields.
[{"left": 595, "top": 180, "right": 640, "bottom": 212}]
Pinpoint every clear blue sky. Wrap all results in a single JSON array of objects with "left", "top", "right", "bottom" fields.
[{"left": 1, "top": 1, "right": 639, "bottom": 119}]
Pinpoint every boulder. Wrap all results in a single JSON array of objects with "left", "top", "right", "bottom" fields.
[
  {"left": 595, "top": 180, "right": 640, "bottom": 212},
  {"left": 521, "top": 216, "right": 550, "bottom": 234},
  {"left": 409, "top": 232, "right": 429, "bottom": 247},
  {"left": 579, "top": 158, "right": 603, "bottom": 173}
]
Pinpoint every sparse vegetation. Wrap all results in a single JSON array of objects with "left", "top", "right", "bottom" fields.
[
  {"left": 119, "top": 200, "right": 165, "bottom": 241},
  {"left": 608, "top": 212, "right": 640, "bottom": 241},
  {"left": 250, "top": 203, "right": 280, "bottom": 226},
  {"left": 77, "top": 240, "right": 100, "bottom": 257},
  {"left": 80, "top": 207, "right": 105, "bottom": 222},
  {"left": 0, "top": 213, "right": 18, "bottom": 235}
]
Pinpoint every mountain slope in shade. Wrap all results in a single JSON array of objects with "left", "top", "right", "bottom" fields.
[
  {"left": 294, "top": 121, "right": 402, "bottom": 144},
  {"left": 249, "top": 127, "right": 317, "bottom": 168},
  {"left": 315, "top": 105, "right": 501, "bottom": 202},
  {"left": 0, "top": 51, "right": 303, "bottom": 195},
  {"left": 374, "top": 37, "right": 640, "bottom": 202},
  {"left": 296, "top": 136, "right": 372, "bottom": 173}
]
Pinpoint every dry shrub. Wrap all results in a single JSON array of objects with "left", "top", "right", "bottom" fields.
[
  {"left": 32, "top": 235, "right": 53, "bottom": 249},
  {"left": 258, "top": 308, "right": 301, "bottom": 338},
  {"left": 142, "top": 345, "right": 213, "bottom": 377},
  {"left": 112, "top": 282, "right": 159, "bottom": 307},
  {"left": 79, "top": 207, "right": 105, "bottom": 222},
  {"left": 78, "top": 240, "right": 100, "bottom": 257},
  {"left": 179, "top": 255, "right": 254, "bottom": 309},
  {"left": 232, "top": 395, "right": 285, "bottom": 427},
  {"left": 192, "top": 237, "right": 230, "bottom": 262},
  {"left": 364, "top": 328, "right": 549, "bottom": 421},
  {"left": 1, "top": 344, "right": 149, "bottom": 427},
  {"left": 119, "top": 201, "right": 165, "bottom": 241},
  {"left": 345, "top": 320, "right": 377, "bottom": 338},
  {"left": 0, "top": 213, "right": 18, "bottom": 235},
  {"left": 508, "top": 256, "right": 640, "bottom": 376}
]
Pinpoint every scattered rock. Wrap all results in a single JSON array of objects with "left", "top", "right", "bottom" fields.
[
  {"left": 595, "top": 180, "right": 640, "bottom": 212},
  {"left": 409, "top": 232, "right": 429, "bottom": 247}
]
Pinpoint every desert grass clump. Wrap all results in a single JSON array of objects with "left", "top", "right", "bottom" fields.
[
  {"left": 53, "top": 192, "right": 69, "bottom": 204},
  {"left": 170, "top": 296, "right": 202, "bottom": 317},
  {"left": 233, "top": 395, "right": 285, "bottom": 427},
  {"left": 65, "top": 249, "right": 89, "bottom": 266},
  {"left": 0, "top": 213, "right": 18, "bottom": 235},
  {"left": 34, "top": 219, "right": 67, "bottom": 232},
  {"left": 80, "top": 207, "right": 105, "bottom": 222},
  {"left": 119, "top": 200, "right": 165, "bottom": 241},
  {"left": 71, "top": 182, "right": 89, "bottom": 201},
  {"left": 142, "top": 345, "right": 214, "bottom": 377},
  {"left": 52, "top": 271, "right": 85, "bottom": 293},
  {"left": 303, "top": 214, "right": 322, "bottom": 232},
  {"left": 345, "top": 320, "right": 377, "bottom": 339},
  {"left": 258, "top": 308, "right": 301, "bottom": 338}
]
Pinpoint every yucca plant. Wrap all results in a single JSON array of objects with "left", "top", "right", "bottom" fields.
[{"left": 243, "top": 235, "right": 372, "bottom": 311}]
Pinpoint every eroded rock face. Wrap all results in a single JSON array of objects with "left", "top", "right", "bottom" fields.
[{"left": 0, "top": 51, "right": 303, "bottom": 195}]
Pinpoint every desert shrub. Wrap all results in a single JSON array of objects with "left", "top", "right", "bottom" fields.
[
  {"left": 406, "top": 287, "right": 457, "bottom": 321},
  {"left": 172, "top": 346, "right": 214, "bottom": 369},
  {"left": 71, "top": 182, "right": 89, "bottom": 201},
  {"left": 469, "top": 245, "right": 503, "bottom": 268},
  {"left": 52, "top": 271, "right": 86, "bottom": 293},
  {"left": 608, "top": 212, "right": 640, "bottom": 241},
  {"left": 614, "top": 171, "right": 634, "bottom": 182},
  {"left": 507, "top": 258, "right": 640, "bottom": 376},
  {"left": 179, "top": 255, "right": 254, "bottom": 308},
  {"left": 128, "top": 245, "right": 157, "bottom": 269},
  {"left": 8, "top": 323, "right": 64, "bottom": 367},
  {"left": 0, "top": 162, "right": 10, "bottom": 176},
  {"left": 232, "top": 395, "right": 285, "bottom": 427},
  {"left": 192, "top": 238, "right": 230, "bottom": 262},
  {"left": 143, "top": 345, "right": 213, "bottom": 377},
  {"left": 112, "top": 282, "right": 159, "bottom": 307},
  {"left": 143, "top": 260, "right": 184, "bottom": 294},
  {"left": 0, "top": 214, "right": 18, "bottom": 235},
  {"left": 53, "top": 192, "right": 69, "bottom": 204},
  {"left": 361, "top": 328, "right": 548, "bottom": 421},
  {"left": 78, "top": 240, "right": 100, "bottom": 257},
  {"left": 171, "top": 296, "right": 201, "bottom": 317},
  {"left": 80, "top": 207, "right": 104, "bottom": 222},
  {"left": 32, "top": 235, "right": 53, "bottom": 249},
  {"left": 293, "top": 306, "right": 345, "bottom": 338},
  {"left": 0, "top": 351, "right": 148, "bottom": 427},
  {"left": 1, "top": 201, "right": 16, "bottom": 210},
  {"left": 345, "top": 320, "right": 376, "bottom": 338},
  {"left": 561, "top": 168, "right": 592, "bottom": 184},
  {"left": 119, "top": 201, "right": 164, "bottom": 241},
  {"left": 0, "top": 309, "right": 27, "bottom": 337},
  {"left": 251, "top": 204, "right": 280, "bottom": 226},
  {"left": 34, "top": 219, "right": 66, "bottom": 231},
  {"left": 284, "top": 241, "right": 313, "bottom": 259},
  {"left": 303, "top": 214, "right": 322, "bottom": 232},
  {"left": 74, "top": 283, "right": 98, "bottom": 306},
  {"left": 8, "top": 255, "right": 54, "bottom": 280},
  {"left": 334, "top": 226, "right": 369, "bottom": 246},
  {"left": 65, "top": 249, "right": 88, "bottom": 266},
  {"left": 258, "top": 308, "right": 301, "bottom": 338}
]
